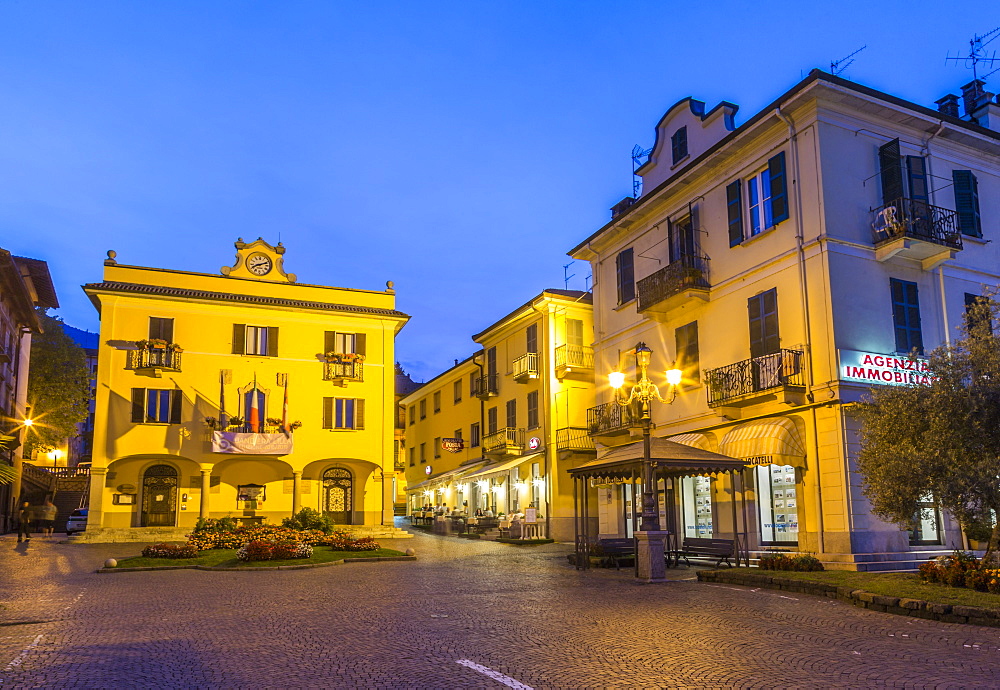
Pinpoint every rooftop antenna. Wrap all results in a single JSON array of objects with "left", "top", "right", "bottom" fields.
[
  {"left": 562, "top": 262, "right": 576, "bottom": 290},
  {"left": 946, "top": 27, "right": 1000, "bottom": 82},
  {"left": 830, "top": 45, "right": 867, "bottom": 76},
  {"left": 632, "top": 144, "right": 653, "bottom": 198},
  {"left": 585, "top": 274, "right": 592, "bottom": 292}
]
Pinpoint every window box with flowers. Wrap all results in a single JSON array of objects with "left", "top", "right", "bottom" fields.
[
  {"left": 130, "top": 339, "right": 183, "bottom": 372},
  {"left": 323, "top": 352, "right": 364, "bottom": 384}
]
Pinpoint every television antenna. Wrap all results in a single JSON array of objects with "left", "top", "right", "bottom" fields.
[
  {"left": 830, "top": 46, "right": 867, "bottom": 76},
  {"left": 632, "top": 144, "right": 653, "bottom": 198},
  {"left": 946, "top": 27, "right": 1000, "bottom": 82},
  {"left": 563, "top": 262, "right": 576, "bottom": 290}
]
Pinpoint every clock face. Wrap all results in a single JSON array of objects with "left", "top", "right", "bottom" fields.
[{"left": 246, "top": 253, "right": 272, "bottom": 276}]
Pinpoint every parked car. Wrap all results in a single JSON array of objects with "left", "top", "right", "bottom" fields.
[{"left": 65, "top": 508, "right": 88, "bottom": 535}]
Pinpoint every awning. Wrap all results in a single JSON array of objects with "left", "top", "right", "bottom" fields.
[
  {"left": 666, "top": 432, "right": 715, "bottom": 452},
  {"left": 407, "top": 464, "right": 473, "bottom": 492},
  {"left": 569, "top": 437, "right": 747, "bottom": 483},
  {"left": 719, "top": 417, "right": 807, "bottom": 469},
  {"left": 462, "top": 453, "right": 541, "bottom": 482}
]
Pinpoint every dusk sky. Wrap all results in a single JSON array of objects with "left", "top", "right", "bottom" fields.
[{"left": 1, "top": 2, "right": 994, "bottom": 382}]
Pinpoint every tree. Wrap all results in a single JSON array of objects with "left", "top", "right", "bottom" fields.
[
  {"left": 855, "top": 295, "right": 1000, "bottom": 562},
  {"left": 23, "top": 310, "right": 91, "bottom": 458}
]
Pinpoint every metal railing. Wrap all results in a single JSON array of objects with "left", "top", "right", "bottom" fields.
[
  {"left": 128, "top": 346, "right": 182, "bottom": 371},
  {"left": 637, "top": 253, "right": 710, "bottom": 312},
  {"left": 218, "top": 423, "right": 286, "bottom": 434},
  {"left": 43, "top": 466, "right": 91, "bottom": 478},
  {"left": 512, "top": 353, "right": 538, "bottom": 380},
  {"left": 556, "top": 427, "right": 595, "bottom": 452},
  {"left": 483, "top": 427, "right": 524, "bottom": 454},
  {"left": 323, "top": 360, "right": 364, "bottom": 382},
  {"left": 587, "top": 400, "right": 641, "bottom": 436},
  {"left": 871, "top": 197, "right": 962, "bottom": 250},
  {"left": 704, "top": 349, "right": 805, "bottom": 407},
  {"left": 555, "top": 344, "right": 594, "bottom": 371},
  {"left": 473, "top": 374, "right": 499, "bottom": 399}
]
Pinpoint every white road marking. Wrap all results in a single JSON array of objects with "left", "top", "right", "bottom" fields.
[
  {"left": 456, "top": 659, "right": 533, "bottom": 690},
  {"left": 0, "top": 633, "right": 44, "bottom": 681}
]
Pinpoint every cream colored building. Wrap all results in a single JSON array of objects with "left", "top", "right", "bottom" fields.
[
  {"left": 570, "top": 71, "right": 1000, "bottom": 569},
  {"left": 82, "top": 238, "right": 409, "bottom": 540},
  {"left": 403, "top": 289, "right": 595, "bottom": 541}
]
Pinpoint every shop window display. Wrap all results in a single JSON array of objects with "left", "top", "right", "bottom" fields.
[
  {"left": 681, "top": 476, "right": 713, "bottom": 538},
  {"left": 755, "top": 464, "right": 798, "bottom": 544}
]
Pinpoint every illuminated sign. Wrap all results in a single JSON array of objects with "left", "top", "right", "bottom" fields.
[
  {"left": 528, "top": 437, "right": 541, "bottom": 451},
  {"left": 425, "top": 465, "right": 432, "bottom": 475},
  {"left": 839, "top": 349, "right": 931, "bottom": 386},
  {"left": 441, "top": 438, "right": 464, "bottom": 453}
]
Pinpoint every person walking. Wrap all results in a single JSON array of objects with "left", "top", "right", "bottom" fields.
[
  {"left": 17, "top": 502, "right": 33, "bottom": 543},
  {"left": 38, "top": 498, "right": 58, "bottom": 537}
]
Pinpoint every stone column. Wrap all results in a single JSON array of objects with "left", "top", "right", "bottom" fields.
[
  {"left": 199, "top": 466, "right": 212, "bottom": 519},
  {"left": 635, "top": 530, "right": 669, "bottom": 583},
  {"left": 292, "top": 471, "right": 302, "bottom": 515},
  {"left": 88, "top": 467, "right": 108, "bottom": 529},
  {"left": 381, "top": 471, "right": 394, "bottom": 525}
]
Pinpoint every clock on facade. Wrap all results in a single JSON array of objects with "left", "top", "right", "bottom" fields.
[{"left": 245, "top": 253, "right": 272, "bottom": 276}]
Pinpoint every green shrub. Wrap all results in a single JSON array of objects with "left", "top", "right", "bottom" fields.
[
  {"left": 282, "top": 508, "right": 337, "bottom": 534},
  {"left": 193, "top": 516, "right": 239, "bottom": 534},
  {"left": 758, "top": 552, "right": 824, "bottom": 572}
]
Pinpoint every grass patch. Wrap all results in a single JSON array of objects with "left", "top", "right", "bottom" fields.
[
  {"left": 496, "top": 538, "right": 554, "bottom": 545},
  {"left": 717, "top": 568, "right": 1000, "bottom": 612},
  {"left": 113, "top": 547, "right": 405, "bottom": 569}
]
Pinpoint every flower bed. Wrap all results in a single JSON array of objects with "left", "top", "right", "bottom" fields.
[
  {"left": 237, "top": 540, "right": 314, "bottom": 562},
  {"left": 141, "top": 543, "right": 198, "bottom": 559},
  {"left": 918, "top": 552, "right": 1000, "bottom": 593},
  {"left": 186, "top": 520, "right": 379, "bottom": 553},
  {"left": 758, "top": 553, "right": 824, "bottom": 571}
]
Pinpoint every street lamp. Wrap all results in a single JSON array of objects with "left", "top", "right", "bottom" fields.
[{"left": 609, "top": 342, "right": 683, "bottom": 580}]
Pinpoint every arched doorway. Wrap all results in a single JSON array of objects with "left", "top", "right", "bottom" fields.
[
  {"left": 322, "top": 468, "right": 353, "bottom": 525},
  {"left": 142, "top": 464, "right": 178, "bottom": 527}
]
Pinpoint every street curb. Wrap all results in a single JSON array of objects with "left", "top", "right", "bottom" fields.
[
  {"left": 697, "top": 569, "right": 1000, "bottom": 628},
  {"left": 97, "top": 555, "right": 417, "bottom": 573}
]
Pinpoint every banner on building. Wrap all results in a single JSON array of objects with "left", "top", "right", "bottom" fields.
[{"left": 212, "top": 431, "right": 293, "bottom": 455}]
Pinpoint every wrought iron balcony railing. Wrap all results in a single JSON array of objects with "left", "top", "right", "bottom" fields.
[
  {"left": 871, "top": 197, "right": 962, "bottom": 250},
  {"left": 637, "top": 253, "right": 710, "bottom": 313},
  {"left": 473, "top": 374, "right": 499, "bottom": 399},
  {"left": 323, "top": 359, "right": 364, "bottom": 383},
  {"left": 704, "top": 349, "right": 804, "bottom": 407},
  {"left": 587, "top": 400, "right": 641, "bottom": 436},
  {"left": 483, "top": 427, "right": 524, "bottom": 455},
  {"left": 512, "top": 353, "right": 538, "bottom": 382},
  {"left": 129, "top": 346, "right": 182, "bottom": 371},
  {"left": 555, "top": 344, "right": 594, "bottom": 371},
  {"left": 556, "top": 427, "right": 596, "bottom": 452}
]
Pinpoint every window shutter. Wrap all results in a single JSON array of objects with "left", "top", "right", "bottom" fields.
[
  {"left": 354, "top": 399, "right": 365, "bottom": 430},
  {"left": 616, "top": 249, "right": 635, "bottom": 304},
  {"left": 324, "top": 331, "right": 336, "bottom": 354},
  {"left": 749, "top": 289, "right": 779, "bottom": 358},
  {"left": 131, "top": 388, "right": 146, "bottom": 423},
  {"left": 906, "top": 156, "right": 928, "bottom": 202},
  {"left": 526, "top": 324, "right": 537, "bottom": 354},
  {"left": 355, "top": 333, "right": 366, "bottom": 356},
  {"left": 768, "top": 152, "right": 789, "bottom": 225},
  {"left": 267, "top": 327, "right": 278, "bottom": 357},
  {"left": 726, "top": 180, "right": 744, "bottom": 247},
  {"left": 322, "top": 397, "right": 333, "bottom": 429},
  {"left": 169, "top": 390, "right": 182, "bottom": 424},
  {"left": 953, "top": 170, "right": 982, "bottom": 237},
  {"left": 879, "top": 138, "right": 904, "bottom": 205},
  {"left": 232, "top": 324, "right": 246, "bottom": 355}
]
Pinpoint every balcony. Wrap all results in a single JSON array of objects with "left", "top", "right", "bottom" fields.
[
  {"left": 0, "top": 345, "right": 10, "bottom": 364},
  {"left": 555, "top": 344, "right": 594, "bottom": 380},
  {"left": 556, "top": 427, "right": 596, "bottom": 454},
  {"left": 323, "top": 357, "right": 364, "bottom": 385},
  {"left": 636, "top": 254, "right": 710, "bottom": 320},
  {"left": 483, "top": 427, "right": 524, "bottom": 457},
  {"left": 128, "top": 343, "right": 182, "bottom": 376},
  {"left": 587, "top": 400, "right": 641, "bottom": 438},
  {"left": 512, "top": 353, "right": 538, "bottom": 382},
  {"left": 871, "top": 198, "right": 962, "bottom": 269},
  {"left": 705, "top": 349, "right": 805, "bottom": 409},
  {"left": 473, "top": 374, "right": 499, "bottom": 399}
]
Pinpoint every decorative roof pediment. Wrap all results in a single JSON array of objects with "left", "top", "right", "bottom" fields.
[{"left": 221, "top": 237, "right": 296, "bottom": 283}]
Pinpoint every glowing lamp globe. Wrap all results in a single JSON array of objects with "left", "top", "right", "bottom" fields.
[
  {"left": 608, "top": 371, "right": 626, "bottom": 389},
  {"left": 666, "top": 368, "right": 683, "bottom": 386}
]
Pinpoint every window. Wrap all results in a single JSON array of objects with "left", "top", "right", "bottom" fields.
[
  {"left": 419, "top": 399, "right": 426, "bottom": 419},
  {"left": 322, "top": 397, "right": 365, "bottom": 430},
  {"left": 453, "top": 380, "right": 462, "bottom": 404},
  {"left": 674, "top": 321, "right": 700, "bottom": 383},
  {"left": 879, "top": 138, "right": 904, "bottom": 204},
  {"left": 671, "top": 126, "right": 688, "bottom": 165},
  {"left": 668, "top": 214, "right": 696, "bottom": 263},
  {"left": 408, "top": 405, "right": 415, "bottom": 425},
  {"left": 681, "top": 476, "right": 713, "bottom": 538},
  {"left": 907, "top": 155, "right": 928, "bottom": 203},
  {"left": 131, "top": 388, "right": 181, "bottom": 424},
  {"left": 748, "top": 289, "right": 780, "bottom": 358},
  {"left": 567, "top": 319, "right": 584, "bottom": 347},
  {"left": 409, "top": 447, "right": 415, "bottom": 466},
  {"left": 454, "top": 428, "right": 463, "bottom": 440},
  {"left": 434, "top": 437, "right": 441, "bottom": 459},
  {"left": 953, "top": 170, "right": 982, "bottom": 237},
  {"left": 486, "top": 347, "right": 497, "bottom": 377},
  {"left": 148, "top": 317, "right": 174, "bottom": 342},
  {"left": 487, "top": 407, "right": 498, "bottom": 435},
  {"left": 909, "top": 494, "right": 942, "bottom": 545},
  {"left": 469, "top": 372, "right": 477, "bottom": 397},
  {"left": 890, "top": 279, "right": 923, "bottom": 354},
  {"left": 965, "top": 293, "right": 993, "bottom": 334},
  {"left": 526, "top": 324, "right": 538, "bottom": 355},
  {"left": 505, "top": 399, "right": 516, "bottom": 428},
  {"left": 728, "top": 152, "right": 788, "bottom": 246},
  {"left": 470, "top": 422, "right": 481, "bottom": 448},
  {"left": 527, "top": 391, "right": 539, "bottom": 429},
  {"left": 433, "top": 391, "right": 441, "bottom": 413},
  {"left": 615, "top": 248, "right": 635, "bottom": 304},
  {"left": 233, "top": 324, "right": 277, "bottom": 357},
  {"left": 324, "top": 331, "right": 366, "bottom": 356},
  {"left": 755, "top": 464, "right": 799, "bottom": 544},
  {"left": 420, "top": 443, "right": 426, "bottom": 463}
]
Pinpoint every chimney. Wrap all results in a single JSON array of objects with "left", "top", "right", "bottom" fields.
[
  {"left": 935, "top": 94, "right": 960, "bottom": 118},
  {"left": 610, "top": 196, "right": 636, "bottom": 220},
  {"left": 961, "top": 80, "right": 989, "bottom": 118}
]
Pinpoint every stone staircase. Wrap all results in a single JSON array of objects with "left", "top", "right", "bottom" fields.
[
  {"left": 747, "top": 549, "right": 954, "bottom": 572},
  {"left": 343, "top": 525, "right": 413, "bottom": 540}
]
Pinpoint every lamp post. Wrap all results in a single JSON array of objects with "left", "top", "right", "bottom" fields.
[{"left": 610, "top": 342, "right": 682, "bottom": 581}]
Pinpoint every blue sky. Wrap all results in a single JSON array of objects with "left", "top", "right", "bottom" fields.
[{"left": 1, "top": 1, "right": 995, "bottom": 382}]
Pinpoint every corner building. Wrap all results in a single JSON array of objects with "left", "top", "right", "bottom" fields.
[
  {"left": 82, "top": 239, "right": 409, "bottom": 540},
  {"left": 570, "top": 71, "right": 1000, "bottom": 569}
]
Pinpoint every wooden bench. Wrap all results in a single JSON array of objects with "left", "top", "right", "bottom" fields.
[
  {"left": 597, "top": 538, "right": 635, "bottom": 570},
  {"left": 677, "top": 537, "right": 736, "bottom": 568}
]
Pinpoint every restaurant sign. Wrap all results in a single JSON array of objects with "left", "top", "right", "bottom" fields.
[
  {"left": 442, "top": 438, "right": 464, "bottom": 453},
  {"left": 839, "top": 349, "right": 931, "bottom": 386}
]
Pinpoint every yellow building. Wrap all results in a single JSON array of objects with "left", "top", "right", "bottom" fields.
[
  {"left": 402, "top": 289, "right": 594, "bottom": 541},
  {"left": 81, "top": 238, "right": 409, "bottom": 541}
]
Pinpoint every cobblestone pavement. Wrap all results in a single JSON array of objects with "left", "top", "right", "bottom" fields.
[{"left": 2, "top": 524, "right": 1000, "bottom": 689}]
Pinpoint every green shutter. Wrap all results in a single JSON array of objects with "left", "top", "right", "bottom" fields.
[
  {"left": 324, "top": 331, "right": 336, "bottom": 354},
  {"left": 131, "top": 388, "right": 146, "bottom": 423},
  {"left": 232, "top": 324, "right": 245, "bottom": 355},
  {"left": 169, "top": 390, "right": 182, "bottom": 424},
  {"left": 906, "top": 156, "right": 928, "bottom": 202},
  {"left": 355, "top": 333, "right": 366, "bottom": 356},
  {"left": 322, "top": 397, "right": 333, "bottom": 429},
  {"left": 768, "top": 152, "right": 789, "bottom": 224},
  {"left": 267, "top": 327, "right": 278, "bottom": 357},
  {"left": 953, "top": 170, "right": 982, "bottom": 237},
  {"left": 879, "top": 138, "right": 904, "bottom": 205},
  {"left": 355, "top": 399, "right": 365, "bottom": 430},
  {"left": 726, "top": 180, "right": 743, "bottom": 247}
]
